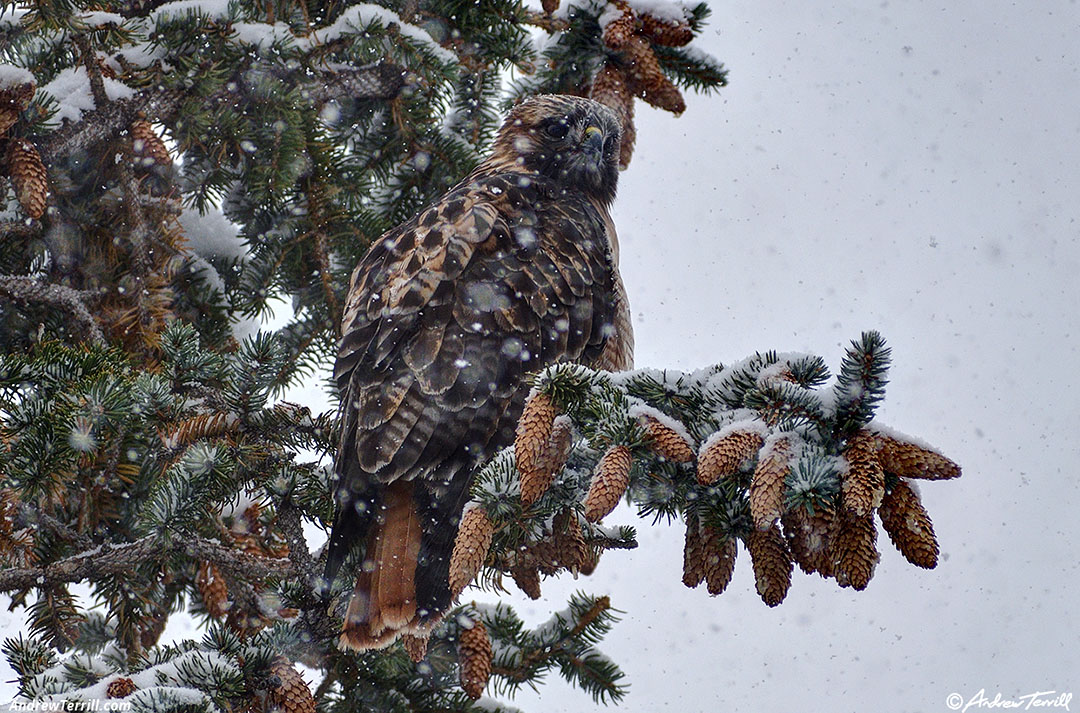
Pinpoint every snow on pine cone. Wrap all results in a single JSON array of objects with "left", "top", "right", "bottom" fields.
[
  {"left": 841, "top": 430, "right": 885, "bottom": 517},
  {"left": 640, "top": 415, "right": 695, "bottom": 463},
  {"left": 878, "top": 478, "right": 939, "bottom": 569},
  {"left": 702, "top": 526, "right": 737, "bottom": 596},
  {"left": 746, "top": 525, "right": 793, "bottom": 607},
  {"left": 6, "top": 138, "right": 47, "bottom": 219},
  {"left": 749, "top": 436, "right": 792, "bottom": 530},
  {"left": 639, "top": 13, "right": 694, "bottom": 46},
  {"left": 448, "top": 505, "right": 494, "bottom": 597},
  {"left": 516, "top": 391, "right": 557, "bottom": 503},
  {"left": 873, "top": 432, "right": 962, "bottom": 481},
  {"left": 830, "top": 509, "right": 879, "bottom": 590},
  {"left": 681, "top": 516, "right": 706, "bottom": 588},
  {"left": 583, "top": 445, "right": 632, "bottom": 522},
  {"left": 601, "top": 0, "right": 637, "bottom": 49},
  {"left": 458, "top": 618, "right": 493, "bottom": 700},
  {"left": 696, "top": 429, "right": 764, "bottom": 485},
  {"left": 106, "top": 678, "right": 136, "bottom": 699},
  {"left": 268, "top": 657, "right": 316, "bottom": 713}
]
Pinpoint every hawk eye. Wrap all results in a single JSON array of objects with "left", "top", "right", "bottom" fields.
[{"left": 545, "top": 121, "right": 570, "bottom": 140}]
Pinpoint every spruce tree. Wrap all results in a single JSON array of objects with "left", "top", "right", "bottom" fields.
[{"left": 0, "top": 0, "right": 960, "bottom": 710}]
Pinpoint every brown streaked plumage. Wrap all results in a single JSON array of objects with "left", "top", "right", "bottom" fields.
[{"left": 325, "top": 95, "right": 633, "bottom": 650}]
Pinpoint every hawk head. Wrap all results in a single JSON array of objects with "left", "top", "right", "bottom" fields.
[{"left": 487, "top": 94, "right": 622, "bottom": 206}]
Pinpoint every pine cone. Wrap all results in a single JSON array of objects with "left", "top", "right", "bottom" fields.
[
  {"left": 782, "top": 507, "right": 835, "bottom": 577},
  {"left": 621, "top": 35, "right": 686, "bottom": 115},
  {"left": 702, "top": 526, "right": 737, "bottom": 595},
  {"left": 841, "top": 430, "right": 885, "bottom": 516},
  {"left": 590, "top": 62, "right": 636, "bottom": 169},
  {"left": 458, "top": 619, "right": 493, "bottom": 700},
  {"left": 448, "top": 506, "right": 494, "bottom": 597},
  {"left": 601, "top": 0, "right": 637, "bottom": 49},
  {"left": 749, "top": 437, "right": 791, "bottom": 530},
  {"left": 196, "top": 561, "right": 230, "bottom": 618},
  {"left": 401, "top": 632, "right": 429, "bottom": 663},
  {"left": 131, "top": 119, "right": 171, "bottom": 167},
  {"left": 831, "top": 509, "right": 879, "bottom": 590},
  {"left": 268, "top": 658, "right": 316, "bottom": 713},
  {"left": 553, "top": 509, "right": 588, "bottom": 572},
  {"left": 640, "top": 13, "right": 694, "bottom": 47},
  {"left": 640, "top": 415, "right": 694, "bottom": 463},
  {"left": 746, "top": 525, "right": 793, "bottom": 606},
  {"left": 696, "top": 430, "right": 764, "bottom": 485},
  {"left": 0, "top": 80, "right": 34, "bottom": 136},
  {"left": 878, "top": 478, "right": 938, "bottom": 568},
  {"left": 583, "top": 445, "right": 632, "bottom": 522},
  {"left": 541, "top": 0, "right": 559, "bottom": 13},
  {"left": 681, "top": 515, "right": 705, "bottom": 588},
  {"left": 577, "top": 545, "right": 601, "bottom": 576},
  {"left": 874, "top": 433, "right": 961, "bottom": 481},
  {"left": 106, "top": 678, "right": 137, "bottom": 699},
  {"left": 511, "top": 561, "right": 542, "bottom": 599},
  {"left": 6, "top": 138, "right": 48, "bottom": 219},
  {"left": 516, "top": 391, "right": 557, "bottom": 501},
  {"left": 521, "top": 415, "right": 573, "bottom": 508}
]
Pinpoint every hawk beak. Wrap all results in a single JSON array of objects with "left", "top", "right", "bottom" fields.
[{"left": 582, "top": 125, "right": 604, "bottom": 155}]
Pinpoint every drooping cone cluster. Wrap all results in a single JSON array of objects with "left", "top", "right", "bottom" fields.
[
  {"left": 6, "top": 138, "right": 48, "bottom": 219},
  {"left": 448, "top": 505, "right": 495, "bottom": 597},
  {"left": 105, "top": 678, "right": 137, "bottom": 699},
  {"left": 589, "top": 0, "right": 693, "bottom": 166},
  {"left": 746, "top": 525, "right": 792, "bottom": 606},
  {"left": 131, "top": 117, "right": 172, "bottom": 167},
  {"left": 696, "top": 429, "right": 764, "bottom": 485},
  {"left": 267, "top": 657, "right": 317, "bottom": 713},
  {"left": 0, "top": 77, "right": 34, "bottom": 136},
  {"left": 878, "top": 478, "right": 938, "bottom": 569},
  {"left": 583, "top": 445, "right": 632, "bottom": 522},
  {"left": 749, "top": 436, "right": 792, "bottom": 530},
  {"left": 506, "top": 508, "right": 590, "bottom": 599},
  {"left": 458, "top": 618, "right": 493, "bottom": 700}
]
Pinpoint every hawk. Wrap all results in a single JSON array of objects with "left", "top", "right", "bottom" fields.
[{"left": 325, "top": 94, "right": 634, "bottom": 650}]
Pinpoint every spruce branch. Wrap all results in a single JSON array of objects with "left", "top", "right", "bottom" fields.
[{"left": 0, "top": 275, "right": 105, "bottom": 345}]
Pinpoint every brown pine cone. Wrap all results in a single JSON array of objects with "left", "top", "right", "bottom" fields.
[
  {"left": 601, "top": 0, "right": 637, "bottom": 49},
  {"left": 516, "top": 391, "right": 557, "bottom": 500},
  {"left": 702, "top": 525, "right": 737, "bottom": 595},
  {"left": 746, "top": 525, "right": 793, "bottom": 607},
  {"left": 401, "top": 632, "right": 429, "bottom": 663},
  {"left": 511, "top": 561, "right": 542, "bottom": 599},
  {"left": 448, "top": 506, "right": 494, "bottom": 597},
  {"left": 458, "top": 619, "right": 493, "bottom": 700},
  {"left": 640, "top": 13, "right": 694, "bottom": 47},
  {"left": 268, "top": 658, "right": 316, "bottom": 713},
  {"left": 874, "top": 432, "right": 961, "bottom": 481},
  {"left": 583, "top": 445, "right": 632, "bottom": 522},
  {"left": 553, "top": 509, "right": 588, "bottom": 572},
  {"left": 106, "top": 678, "right": 137, "bottom": 699},
  {"left": 878, "top": 478, "right": 939, "bottom": 568},
  {"left": 831, "top": 509, "right": 879, "bottom": 590},
  {"left": 541, "top": 0, "right": 559, "bottom": 13},
  {"left": 0, "top": 79, "right": 34, "bottom": 135},
  {"left": 590, "top": 62, "right": 636, "bottom": 169},
  {"left": 196, "top": 561, "right": 230, "bottom": 618},
  {"left": 521, "top": 415, "right": 573, "bottom": 508},
  {"left": 681, "top": 515, "right": 705, "bottom": 588},
  {"left": 577, "top": 544, "right": 601, "bottom": 576},
  {"left": 131, "top": 119, "right": 171, "bottom": 166},
  {"left": 621, "top": 35, "right": 686, "bottom": 115},
  {"left": 639, "top": 415, "right": 695, "bottom": 463},
  {"left": 782, "top": 506, "right": 835, "bottom": 577},
  {"left": 749, "top": 437, "right": 791, "bottom": 530},
  {"left": 6, "top": 138, "right": 48, "bottom": 219},
  {"left": 841, "top": 430, "right": 885, "bottom": 516},
  {"left": 697, "top": 429, "right": 764, "bottom": 485}
]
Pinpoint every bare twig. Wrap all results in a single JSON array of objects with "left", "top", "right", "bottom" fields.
[{"left": 0, "top": 274, "right": 106, "bottom": 345}]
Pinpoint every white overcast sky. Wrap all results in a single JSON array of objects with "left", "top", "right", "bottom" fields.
[{"left": 4, "top": 0, "right": 1079, "bottom": 711}]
